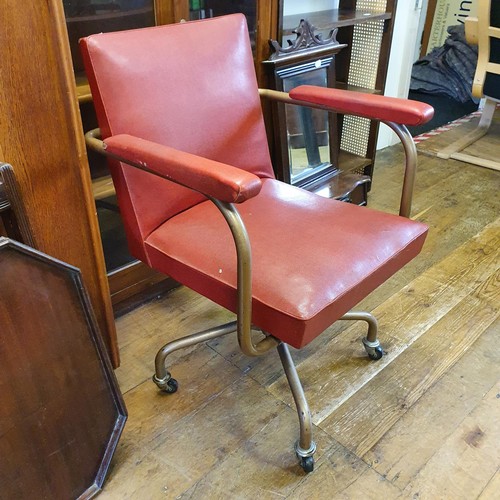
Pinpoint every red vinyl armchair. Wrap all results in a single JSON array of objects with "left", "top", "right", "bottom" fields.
[{"left": 81, "top": 14, "right": 433, "bottom": 473}]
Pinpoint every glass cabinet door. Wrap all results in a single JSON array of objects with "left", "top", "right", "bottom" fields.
[
  {"left": 64, "top": 1, "right": 155, "bottom": 76},
  {"left": 189, "top": 1, "right": 257, "bottom": 50},
  {"left": 63, "top": 0, "right": 156, "bottom": 274}
]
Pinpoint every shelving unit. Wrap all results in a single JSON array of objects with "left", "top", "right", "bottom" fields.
[{"left": 269, "top": 0, "right": 398, "bottom": 202}]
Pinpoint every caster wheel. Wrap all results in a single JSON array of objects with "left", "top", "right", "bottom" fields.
[
  {"left": 152, "top": 374, "right": 179, "bottom": 393},
  {"left": 367, "top": 346, "right": 383, "bottom": 361},
  {"left": 299, "top": 456, "right": 314, "bottom": 473},
  {"left": 163, "top": 378, "right": 179, "bottom": 393}
]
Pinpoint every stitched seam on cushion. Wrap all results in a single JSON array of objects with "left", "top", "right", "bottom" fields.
[{"left": 86, "top": 46, "right": 145, "bottom": 248}]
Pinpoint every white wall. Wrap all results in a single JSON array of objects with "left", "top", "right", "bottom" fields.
[
  {"left": 283, "top": 0, "right": 339, "bottom": 16},
  {"left": 377, "top": 0, "right": 428, "bottom": 149}
]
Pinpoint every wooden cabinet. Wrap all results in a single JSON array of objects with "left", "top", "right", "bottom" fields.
[{"left": 266, "top": 0, "right": 398, "bottom": 201}]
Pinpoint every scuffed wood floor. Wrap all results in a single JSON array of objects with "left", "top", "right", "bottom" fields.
[{"left": 102, "top": 145, "right": 500, "bottom": 499}]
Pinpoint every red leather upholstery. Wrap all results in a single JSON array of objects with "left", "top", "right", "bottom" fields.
[
  {"left": 80, "top": 15, "right": 274, "bottom": 261},
  {"left": 290, "top": 86, "right": 435, "bottom": 126},
  {"left": 104, "top": 134, "right": 263, "bottom": 203},
  {"left": 145, "top": 179, "right": 427, "bottom": 348},
  {"left": 81, "top": 14, "right": 429, "bottom": 349}
]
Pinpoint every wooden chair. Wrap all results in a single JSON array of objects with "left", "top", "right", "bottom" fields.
[
  {"left": 437, "top": 0, "right": 500, "bottom": 171},
  {"left": 80, "top": 14, "right": 433, "bottom": 472}
]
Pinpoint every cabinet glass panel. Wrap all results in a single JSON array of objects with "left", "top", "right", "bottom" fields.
[
  {"left": 189, "top": 1, "right": 257, "bottom": 50},
  {"left": 63, "top": 1, "right": 155, "bottom": 75}
]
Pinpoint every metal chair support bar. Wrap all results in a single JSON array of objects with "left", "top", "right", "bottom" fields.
[
  {"left": 384, "top": 121, "right": 417, "bottom": 218},
  {"left": 258, "top": 89, "right": 418, "bottom": 218},
  {"left": 154, "top": 321, "right": 238, "bottom": 382},
  {"left": 340, "top": 310, "right": 379, "bottom": 343},
  {"left": 277, "top": 342, "right": 316, "bottom": 458},
  {"left": 211, "top": 198, "right": 279, "bottom": 357}
]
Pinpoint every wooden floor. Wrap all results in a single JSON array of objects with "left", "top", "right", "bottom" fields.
[{"left": 101, "top": 138, "right": 500, "bottom": 499}]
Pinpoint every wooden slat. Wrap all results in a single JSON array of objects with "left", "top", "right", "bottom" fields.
[
  {"left": 479, "top": 469, "right": 500, "bottom": 500},
  {"left": 364, "top": 316, "right": 500, "bottom": 490},
  {"left": 318, "top": 276, "right": 499, "bottom": 456},
  {"left": 289, "top": 443, "right": 402, "bottom": 500},
  {"left": 179, "top": 413, "right": 339, "bottom": 499},
  {"left": 402, "top": 380, "right": 500, "bottom": 499},
  {"left": 100, "top": 376, "right": 283, "bottom": 498}
]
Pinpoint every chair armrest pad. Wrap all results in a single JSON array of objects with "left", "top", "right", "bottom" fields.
[
  {"left": 104, "top": 134, "right": 262, "bottom": 203},
  {"left": 289, "top": 86, "right": 434, "bottom": 126}
]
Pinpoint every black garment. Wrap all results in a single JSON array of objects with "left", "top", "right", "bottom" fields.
[{"left": 411, "top": 24, "right": 478, "bottom": 103}]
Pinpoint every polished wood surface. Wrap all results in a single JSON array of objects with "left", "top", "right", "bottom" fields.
[
  {"left": 0, "top": 0, "right": 118, "bottom": 365},
  {"left": 0, "top": 164, "right": 35, "bottom": 246},
  {"left": 108, "top": 260, "right": 178, "bottom": 313},
  {"left": 155, "top": 0, "right": 189, "bottom": 25},
  {"left": 96, "top": 145, "right": 499, "bottom": 498},
  {"left": 282, "top": 8, "right": 392, "bottom": 35},
  {"left": 0, "top": 239, "right": 126, "bottom": 499}
]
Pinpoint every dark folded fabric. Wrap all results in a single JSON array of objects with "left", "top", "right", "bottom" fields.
[{"left": 410, "top": 24, "right": 478, "bottom": 103}]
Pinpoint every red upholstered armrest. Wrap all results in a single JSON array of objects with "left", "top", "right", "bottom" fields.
[
  {"left": 104, "top": 134, "right": 262, "bottom": 203},
  {"left": 289, "top": 86, "right": 434, "bottom": 126}
]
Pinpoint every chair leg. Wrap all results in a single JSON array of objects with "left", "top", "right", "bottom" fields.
[
  {"left": 152, "top": 320, "right": 237, "bottom": 393},
  {"left": 341, "top": 310, "right": 384, "bottom": 360},
  {"left": 277, "top": 342, "right": 316, "bottom": 473},
  {"left": 437, "top": 97, "right": 497, "bottom": 160}
]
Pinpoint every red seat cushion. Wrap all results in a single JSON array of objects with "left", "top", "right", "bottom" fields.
[{"left": 145, "top": 179, "right": 428, "bottom": 348}]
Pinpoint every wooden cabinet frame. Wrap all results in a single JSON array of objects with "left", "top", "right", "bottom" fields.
[{"left": 0, "top": 0, "right": 119, "bottom": 365}]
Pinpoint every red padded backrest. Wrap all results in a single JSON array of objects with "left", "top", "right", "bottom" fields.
[{"left": 80, "top": 15, "right": 274, "bottom": 262}]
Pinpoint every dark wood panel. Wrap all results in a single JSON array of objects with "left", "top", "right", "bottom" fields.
[
  {"left": 0, "top": 238, "right": 126, "bottom": 498},
  {"left": 109, "top": 260, "right": 179, "bottom": 314}
]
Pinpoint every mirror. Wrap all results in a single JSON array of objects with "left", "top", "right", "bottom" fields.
[{"left": 282, "top": 67, "right": 332, "bottom": 183}]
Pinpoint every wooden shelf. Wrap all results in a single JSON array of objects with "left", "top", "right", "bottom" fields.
[
  {"left": 335, "top": 82, "right": 383, "bottom": 95},
  {"left": 92, "top": 174, "right": 115, "bottom": 200},
  {"left": 338, "top": 149, "right": 372, "bottom": 172},
  {"left": 65, "top": 6, "right": 154, "bottom": 24},
  {"left": 75, "top": 74, "right": 92, "bottom": 103},
  {"left": 283, "top": 9, "right": 392, "bottom": 35}
]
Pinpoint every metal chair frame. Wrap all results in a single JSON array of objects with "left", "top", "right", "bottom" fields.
[{"left": 85, "top": 89, "right": 418, "bottom": 471}]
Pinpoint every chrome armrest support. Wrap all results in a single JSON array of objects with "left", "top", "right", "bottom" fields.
[
  {"left": 85, "top": 127, "right": 105, "bottom": 153},
  {"left": 85, "top": 128, "right": 277, "bottom": 356},
  {"left": 210, "top": 198, "right": 278, "bottom": 357}
]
